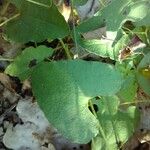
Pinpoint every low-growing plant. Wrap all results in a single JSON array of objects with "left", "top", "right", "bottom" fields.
[{"left": 1, "top": 0, "right": 150, "bottom": 149}]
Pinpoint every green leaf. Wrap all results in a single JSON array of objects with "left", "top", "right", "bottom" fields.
[
  {"left": 92, "top": 96, "right": 139, "bottom": 150},
  {"left": 79, "top": 33, "right": 130, "bottom": 60},
  {"left": 127, "top": 1, "right": 150, "bottom": 26},
  {"left": 5, "top": 0, "right": 69, "bottom": 43},
  {"left": 5, "top": 46, "right": 53, "bottom": 80},
  {"left": 79, "top": 39, "right": 114, "bottom": 58},
  {"left": 31, "top": 60, "right": 123, "bottom": 143},
  {"left": 137, "top": 52, "right": 150, "bottom": 96}
]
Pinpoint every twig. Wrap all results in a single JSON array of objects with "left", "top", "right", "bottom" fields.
[
  {"left": 0, "top": 13, "right": 20, "bottom": 27},
  {"left": 0, "top": 58, "right": 14, "bottom": 61},
  {"left": 25, "top": 0, "right": 51, "bottom": 8},
  {"left": 0, "top": 103, "right": 17, "bottom": 119}
]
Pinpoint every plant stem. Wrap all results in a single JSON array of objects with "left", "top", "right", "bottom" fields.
[
  {"left": 59, "top": 39, "right": 72, "bottom": 59},
  {"left": 89, "top": 100, "right": 107, "bottom": 145},
  {"left": 70, "top": 0, "right": 78, "bottom": 54},
  {"left": 105, "top": 98, "right": 120, "bottom": 149}
]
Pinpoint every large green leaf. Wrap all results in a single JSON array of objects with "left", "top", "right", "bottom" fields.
[
  {"left": 5, "top": 0, "right": 69, "bottom": 43},
  {"left": 137, "top": 52, "right": 150, "bottom": 96},
  {"left": 31, "top": 60, "right": 123, "bottom": 143},
  {"left": 92, "top": 96, "right": 139, "bottom": 150},
  {"left": 5, "top": 46, "right": 53, "bottom": 80}
]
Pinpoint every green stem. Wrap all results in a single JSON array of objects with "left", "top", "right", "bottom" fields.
[
  {"left": 59, "top": 39, "right": 72, "bottom": 59},
  {"left": 89, "top": 100, "right": 97, "bottom": 118},
  {"left": 70, "top": 0, "right": 78, "bottom": 54},
  {"left": 89, "top": 100, "right": 107, "bottom": 145},
  {"left": 100, "top": 0, "right": 106, "bottom": 8},
  {"left": 0, "top": 13, "right": 20, "bottom": 27},
  {"left": 105, "top": 98, "right": 120, "bottom": 149}
]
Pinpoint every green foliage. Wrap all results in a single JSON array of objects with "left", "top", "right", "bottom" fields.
[
  {"left": 4, "top": 0, "right": 150, "bottom": 149},
  {"left": 31, "top": 60, "right": 123, "bottom": 143},
  {"left": 76, "top": 0, "right": 150, "bottom": 60},
  {"left": 92, "top": 97, "right": 139, "bottom": 150},
  {"left": 5, "top": 0, "right": 69, "bottom": 43},
  {"left": 5, "top": 46, "right": 53, "bottom": 80}
]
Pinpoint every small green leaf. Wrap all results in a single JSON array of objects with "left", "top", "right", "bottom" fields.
[
  {"left": 5, "top": 0, "right": 69, "bottom": 43},
  {"left": 5, "top": 46, "right": 53, "bottom": 80},
  {"left": 79, "top": 33, "right": 130, "bottom": 60},
  {"left": 79, "top": 39, "right": 113, "bottom": 58},
  {"left": 137, "top": 52, "right": 150, "bottom": 96},
  {"left": 31, "top": 60, "right": 123, "bottom": 143}
]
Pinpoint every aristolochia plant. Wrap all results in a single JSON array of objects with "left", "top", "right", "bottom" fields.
[{"left": 3, "top": 0, "right": 150, "bottom": 149}]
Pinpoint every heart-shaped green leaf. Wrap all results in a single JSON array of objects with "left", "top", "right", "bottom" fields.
[{"left": 31, "top": 60, "right": 123, "bottom": 143}]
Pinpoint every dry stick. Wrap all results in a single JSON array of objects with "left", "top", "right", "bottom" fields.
[
  {"left": 0, "top": 103, "right": 17, "bottom": 120},
  {"left": 0, "top": 13, "right": 20, "bottom": 27},
  {"left": 25, "top": 0, "right": 51, "bottom": 8}
]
